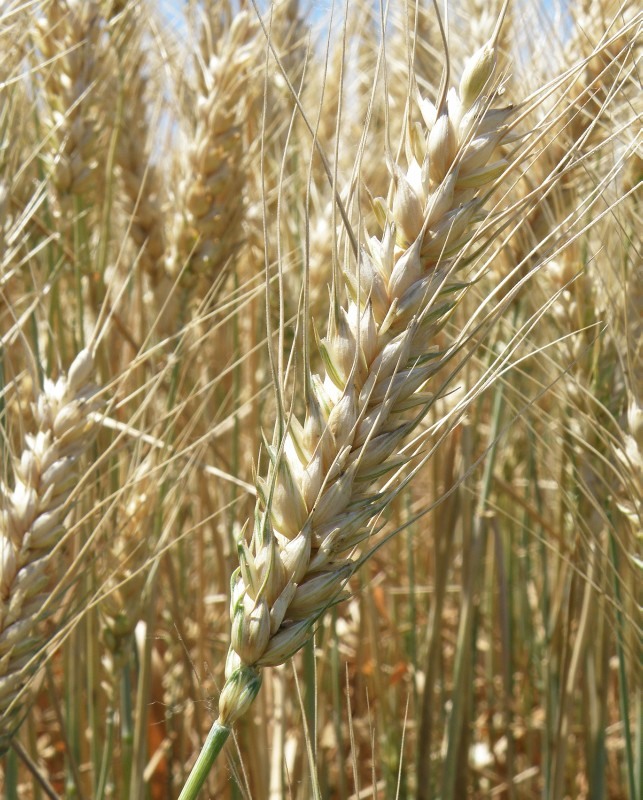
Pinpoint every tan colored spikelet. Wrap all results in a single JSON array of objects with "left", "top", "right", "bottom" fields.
[
  {"left": 0, "top": 349, "right": 100, "bottom": 752},
  {"left": 382, "top": 0, "right": 508, "bottom": 202},
  {"left": 270, "top": 0, "right": 309, "bottom": 86},
  {"left": 215, "top": 22, "right": 520, "bottom": 727},
  {"left": 521, "top": 164, "right": 640, "bottom": 795},
  {"left": 0, "top": 92, "right": 39, "bottom": 319}
]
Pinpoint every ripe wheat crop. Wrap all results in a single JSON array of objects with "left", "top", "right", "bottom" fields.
[{"left": 0, "top": 1, "right": 640, "bottom": 798}]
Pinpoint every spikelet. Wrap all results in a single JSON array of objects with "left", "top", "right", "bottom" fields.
[
  {"left": 0, "top": 350, "right": 100, "bottom": 752},
  {"left": 270, "top": 0, "right": 309, "bottom": 87},
  {"left": 215, "top": 27, "right": 519, "bottom": 728},
  {"left": 566, "top": 0, "right": 640, "bottom": 144},
  {"left": 386, "top": 0, "right": 442, "bottom": 132},
  {"left": 0, "top": 69, "right": 38, "bottom": 322}
]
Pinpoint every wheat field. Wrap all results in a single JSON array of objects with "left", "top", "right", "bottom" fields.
[{"left": 0, "top": 1, "right": 640, "bottom": 798}]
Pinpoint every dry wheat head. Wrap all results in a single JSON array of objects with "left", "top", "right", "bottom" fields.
[
  {"left": 0, "top": 349, "right": 100, "bottom": 751},
  {"left": 217, "top": 22, "right": 520, "bottom": 727}
]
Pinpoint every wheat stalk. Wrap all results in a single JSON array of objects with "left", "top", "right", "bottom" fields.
[
  {"left": 0, "top": 349, "right": 100, "bottom": 752},
  {"left": 178, "top": 4, "right": 526, "bottom": 793}
]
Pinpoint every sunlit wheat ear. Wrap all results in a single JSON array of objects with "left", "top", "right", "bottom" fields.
[
  {"left": 32, "top": 1, "right": 111, "bottom": 211},
  {"left": 0, "top": 349, "right": 100, "bottom": 752},
  {"left": 179, "top": 12, "right": 523, "bottom": 793},
  {"left": 226, "top": 40, "right": 514, "bottom": 691},
  {"left": 566, "top": 0, "right": 640, "bottom": 135},
  {"left": 164, "top": 9, "right": 260, "bottom": 294},
  {"left": 269, "top": 0, "right": 309, "bottom": 84}
]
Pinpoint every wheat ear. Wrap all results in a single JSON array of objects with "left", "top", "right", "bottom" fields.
[
  {"left": 33, "top": 1, "right": 109, "bottom": 205},
  {"left": 165, "top": 10, "right": 259, "bottom": 290},
  {"left": 0, "top": 349, "right": 100, "bottom": 752},
  {"left": 179, "top": 12, "right": 519, "bottom": 797}
]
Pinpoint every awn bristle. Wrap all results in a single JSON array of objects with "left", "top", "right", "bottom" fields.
[
  {"left": 216, "top": 26, "right": 520, "bottom": 728},
  {"left": 0, "top": 349, "right": 100, "bottom": 751}
]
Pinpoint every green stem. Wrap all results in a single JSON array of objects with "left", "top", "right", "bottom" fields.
[
  {"left": 10, "top": 738, "right": 60, "bottom": 800},
  {"left": 86, "top": 599, "right": 100, "bottom": 797},
  {"left": 608, "top": 533, "right": 637, "bottom": 800},
  {"left": 330, "top": 608, "right": 347, "bottom": 800},
  {"left": 303, "top": 637, "right": 317, "bottom": 759},
  {"left": 65, "top": 627, "right": 81, "bottom": 798},
  {"left": 128, "top": 577, "right": 157, "bottom": 800},
  {"left": 94, "top": 704, "right": 115, "bottom": 800},
  {"left": 177, "top": 721, "right": 231, "bottom": 800},
  {"left": 120, "top": 659, "right": 134, "bottom": 800},
  {"left": 179, "top": 665, "right": 261, "bottom": 797},
  {"left": 4, "top": 746, "right": 19, "bottom": 800}
]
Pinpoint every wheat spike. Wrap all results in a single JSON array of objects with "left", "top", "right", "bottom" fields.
[
  {"left": 179, "top": 8, "right": 523, "bottom": 793},
  {"left": 165, "top": 9, "right": 260, "bottom": 291},
  {"left": 227, "top": 30, "right": 513, "bottom": 701},
  {"left": 110, "top": 4, "right": 167, "bottom": 281},
  {"left": 0, "top": 349, "right": 100, "bottom": 752},
  {"left": 33, "top": 1, "right": 111, "bottom": 205}
]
